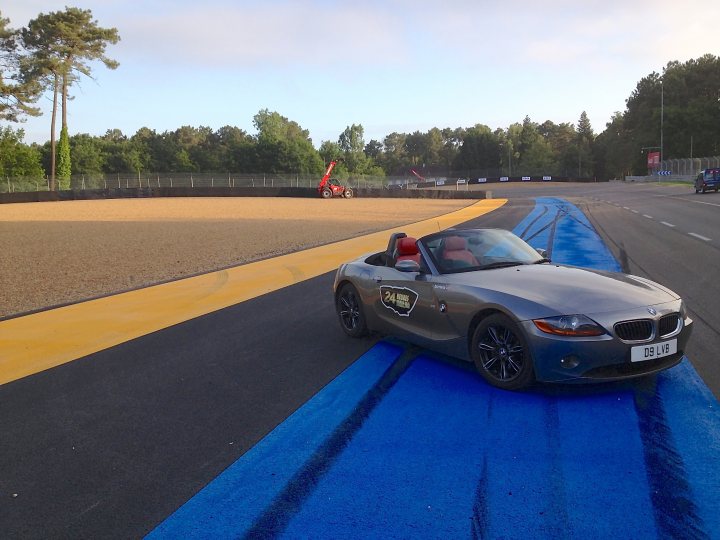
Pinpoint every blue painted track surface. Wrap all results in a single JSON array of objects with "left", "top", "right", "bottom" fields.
[{"left": 150, "top": 198, "right": 720, "bottom": 539}]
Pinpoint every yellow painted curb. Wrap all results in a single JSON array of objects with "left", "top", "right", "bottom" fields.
[{"left": 0, "top": 198, "right": 506, "bottom": 385}]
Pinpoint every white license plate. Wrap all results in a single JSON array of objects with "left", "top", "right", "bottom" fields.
[{"left": 631, "top": 339, "right": 677, "bottom": 362}]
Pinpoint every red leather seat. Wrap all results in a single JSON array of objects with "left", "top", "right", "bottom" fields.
[
  {"left": 395, "top": 237, "right": 420, "bottom": 263},
  {"left": 442, "top": 236, "right": 478, "bottom": 265}
]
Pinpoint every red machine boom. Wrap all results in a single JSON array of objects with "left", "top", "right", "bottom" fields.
[{"left": 317, "top": 160, "right": 354, "bottom": 199}]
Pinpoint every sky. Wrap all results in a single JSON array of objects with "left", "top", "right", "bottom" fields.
[{"left": 2, "top": 0, "right": 719, "bottom": 147}]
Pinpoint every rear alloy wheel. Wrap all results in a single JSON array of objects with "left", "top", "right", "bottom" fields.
[
  {"left": 471, "top": 314, "right": 534, "bottom": 390},
  {"left": 343, "top": 188, "right": 354, "bottom": 198},
  {"left": 336, "top": 283, "right": 368, "bottom": 337},
  {"left": 321, "top": 188, "right": 332, "bottom": 199}
]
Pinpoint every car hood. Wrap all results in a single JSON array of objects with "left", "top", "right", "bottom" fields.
[{"left": 439, "top": 263, "right": 679, "bottom": 316}]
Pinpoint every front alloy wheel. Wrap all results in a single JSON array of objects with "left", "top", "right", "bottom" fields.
[
  {"left": 336, "top": 283, "right": 368, "bottom": 337},
  {"left": 471, "top": 314, "right": 534, "bottom": 390}
]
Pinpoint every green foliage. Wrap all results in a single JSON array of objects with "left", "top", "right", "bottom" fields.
[
  {"left": 339, "top": 124, "right": 370, "bottom": 174},
  {"left": 0, "top": 126, "right": 44, "bottom": 179},
  {"left": 21, "top": 7, "right": 120, "bottom": 84},
  {"left": 364, "top": 140, "right": 383, "bottom": 159},
  {"left": 593, "top": 112, "right": 634, "bottom": 179},
  {"left": 598, "top": 54, "right": 720, "bottom": 176},
  {"left": 518, "top": 136, "right": 556, "bottom": 176},
  {"left": 329, "top": 161, "right": 350, "bottom": 180},
  {"left": 453, "top": 125, "right": 501, "bottom": 176},
  {"left": 254, "top": 109, "right": 310, "bottom": 143},
  {"left": 214, "top": 125, "right": 253, "bottom": 171},
  {"left": 403, "top": 131, "right": 425, "bottom": 166},
  {"left": 364, "top": 164, "right": 386, "bottom": 178},
  {"left": 512, "top": 117, "right": 557, "bottom": 176},
  {"left": 577, "top": 111, "right": 594, "bottom": 141},
  {"left": 252, "top": 109, "right": 324, "bottom": 175},
  {"left": 539, "top": 121, "right": 574, "bottom": 176},
  {"left": 319, "top": 140, "right": 341, "bottom": 164},
  {"left": 56, "top": 125, "right": 71, "bottom": 187},
  {"left": 379, "top": 132, "right": 407, "bottom": 173},
  {"left": 572, "top": 112, "right": 595, "bottom": 177},
  {"left": 70, "top": 133, "right": 105, "bottom": 175},
  {"left": 440, "top": 128, "right": 465, "bottom": 171},
  {"left": 0, "top": 11, "right": 41, "bottom": 121}
]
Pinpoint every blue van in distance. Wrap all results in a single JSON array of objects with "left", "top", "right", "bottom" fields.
[{"left": 695, "top": 168, "right": 720, "bottom": 193}]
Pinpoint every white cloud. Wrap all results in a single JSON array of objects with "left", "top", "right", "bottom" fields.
[{"left": 114, "top": 2, "right": 407, "bottom": 68}]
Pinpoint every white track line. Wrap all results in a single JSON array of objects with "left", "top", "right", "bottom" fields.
[
  {"left": 687, "top": 199, "right": 720, "bottom": 208},
  {"left": 643, "top": 214, "right": 653, "bottom": 219},
  {"left": 661, "top": 221, "right": 676, "bottom": 228},
  {"left": 688, "top": 233, "right": 712, "bottom": 242}
]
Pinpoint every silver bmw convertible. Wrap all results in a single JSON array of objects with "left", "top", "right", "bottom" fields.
[{"left": 333, "top": 228, "right": 692, "bottom": 390}]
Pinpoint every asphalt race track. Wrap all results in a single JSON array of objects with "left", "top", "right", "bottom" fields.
[{"left": 1, "top": 184, "right": 719, "bottom": 538}]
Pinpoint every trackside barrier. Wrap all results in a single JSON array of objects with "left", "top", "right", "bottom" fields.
[
  {"left": 0, "top": 187, "right": 491, "bottom": 205},
  {"left": 415, "top": 177, "right": 603, "bottom": 189},
  {"left": 625, "top": 175, "right": 694, "bottom": 183}
]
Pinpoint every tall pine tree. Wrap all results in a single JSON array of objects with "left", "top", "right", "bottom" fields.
[{"left": 21, "top": 7, "right": 119, "bottom": 190}]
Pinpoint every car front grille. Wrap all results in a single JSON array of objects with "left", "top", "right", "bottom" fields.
[
  {"left": 659, "top": 313, "right": 681, "bottom": 338},
  {"left": 614, "top": 312, "right": 683, "bottom": 342},
  {"left": 614, "top": 319, "right": 653, "bottom": 342}
]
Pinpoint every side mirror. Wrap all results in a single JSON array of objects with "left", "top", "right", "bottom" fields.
[
  {"left": 395, "top": 260, "right": 420, "bottom": 273},
  {"left": 536, "top": 248, "right": 548, "bottom": 258}
]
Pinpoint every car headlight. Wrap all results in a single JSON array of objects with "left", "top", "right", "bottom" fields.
[{"left": 533, "top": 315, "right": 606, "bottom": 337}]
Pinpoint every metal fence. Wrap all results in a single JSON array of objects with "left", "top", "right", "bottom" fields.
[
  {"left": 1, "top": 172, "right": 404, "bottom": 194},
  {"left": 659, "top": 156, "right": 720, "bottom": 176}
]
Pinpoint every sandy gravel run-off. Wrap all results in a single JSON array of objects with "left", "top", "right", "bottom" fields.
[{"left": 0, "top": 197, "right": 474, "bottom": 318}]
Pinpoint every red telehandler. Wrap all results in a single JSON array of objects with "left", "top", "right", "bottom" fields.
[
  {"left": 317, "top": 160, "right": 354, "bottom": 199},
  {"left": 410, "top": 168, "right": 426, "bottom": 183}
]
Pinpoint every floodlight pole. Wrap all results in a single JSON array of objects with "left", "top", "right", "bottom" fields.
[{"left": 660, "top": 79, "right": 664, "bottom": 167}]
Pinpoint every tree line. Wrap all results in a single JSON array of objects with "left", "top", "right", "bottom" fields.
[{"left": 2, "top": 6, "right": 719, "bottom": 186}]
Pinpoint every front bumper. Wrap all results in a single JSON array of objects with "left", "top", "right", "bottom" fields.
[{"left": 520, "top": 301, "right": 693, "bottom": 383}]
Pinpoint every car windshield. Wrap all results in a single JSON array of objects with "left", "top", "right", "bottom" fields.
[{"left": 420, "top": 229, "right": 545, "bottom": 274}]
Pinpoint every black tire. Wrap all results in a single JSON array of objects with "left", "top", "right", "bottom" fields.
[
  {"left": 343, "top": 188, "right": 354, "bottom": 198},
  {"left": 336, "top": 283, "right": 368, "bottom": 337},
  {"left": 321, "top": 188, "right": 332, "bottom": 199},
  {"left": 471, "top": 313, "right": 534, "bottom": 390}
]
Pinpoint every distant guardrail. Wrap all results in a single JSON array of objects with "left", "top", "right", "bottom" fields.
[
  {"left": 1, "top": 173, "right": 390, "bottom": 194},
  {"left": 0, "top": 186, "right": 491, "bottom": 204},
  {"left": 1, "top": 172, "right": 608, "bottom": 194},
  {"left": 625, "top": 175, "right": 694, "bottom": 183}
]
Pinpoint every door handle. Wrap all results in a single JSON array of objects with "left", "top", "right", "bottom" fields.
[{"left": 374, "top": 276, "right": 383, "bottom": 283}]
